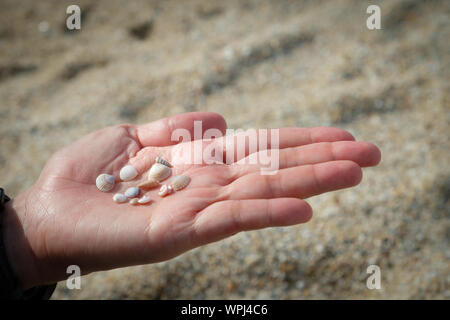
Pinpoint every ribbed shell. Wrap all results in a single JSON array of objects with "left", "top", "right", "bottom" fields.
[
  {"left": 148, "top": 163, "right": 171, "bottom": 182},
  {"left": 155, "top": 157, "right": 173, "bottom": 168},
  {"left": 171, "top": 175, "right": 191, "bottom": 191},
  {"left": 96, "top": 174, "right": 115, "bottom": 192}
]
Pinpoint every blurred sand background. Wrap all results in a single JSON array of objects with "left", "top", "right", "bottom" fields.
[{"left": 0, "top": 0, "right": 448, "bottom": 299}]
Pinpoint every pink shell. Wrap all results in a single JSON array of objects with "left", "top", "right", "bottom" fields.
[{"left": 158, "top": 184, "right": 173, "bottom": 197}]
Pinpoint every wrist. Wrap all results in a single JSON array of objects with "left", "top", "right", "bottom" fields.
[{"left": 2, "top": 190, "right": 42, "bottom": 290}]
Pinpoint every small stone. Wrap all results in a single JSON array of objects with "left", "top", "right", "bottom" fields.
[
  {"left": 124, "top": 187, "right": 140, "bottom": 198},
  {"left": 113, "top": 193, "right": 127, "bottom": 203},
  {"left": 129, "top": 198, "right": 139, "bottom": 205},
  {"left": 120, "top": 165, "right": 138, "bottom": 181},
  {"left": 138, "top": 195, "right": 152, "bottom": 204}
]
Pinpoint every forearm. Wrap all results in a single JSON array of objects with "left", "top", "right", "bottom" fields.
[{"left": 2, "top": 191, "right": 42, "bottom": 291}]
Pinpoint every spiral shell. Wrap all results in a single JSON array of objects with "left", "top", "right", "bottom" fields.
[
  {"left": 120, "top": 165, "right": 138, "bottom": 181},
  {"left": 113, "top": 193, "right": 127, "bottom": 203},
  {"left": 170, "top": 175, "right": 191, "bottom": 191},
  {"left": 96, "top": 174, "right": 115, "bottom": 192},
  {"left": 137, "top": 179, "right": 159, "bottom": 190},
  {"left": 158, "top": 184, "right": 173, "bottom": 197},
  {"left": 155, "top": 157, "right": 173, "bottom": 168},
  {"left": 148, "top": 163, "right": 171, "bottom": 182}
]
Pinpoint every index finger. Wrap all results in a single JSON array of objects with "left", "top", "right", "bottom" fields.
[
  {"left": 136, "top": 112, "right": 227, "bottom": 147},
  {"left": 213, "top": 127, "right": 355, "bottom": 163}
]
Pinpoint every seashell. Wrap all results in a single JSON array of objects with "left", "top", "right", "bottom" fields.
[
  {"left": 96, "top": 174, "right": 115, "bottom": 192},
  {"left": 155, "top": 156, "right": 173, "bottom": 168},
  {"left": 124, "top": 187, "right": 140, "bottom": 198},
  {"left": 113, "top": 193, "right": 127, "bottom": 203},
  {"left": 148, "top": 163, "right": 171, "bottom": 182},
  {"left": 170, "top": 175, "right": 191, "bottom": 191},
  {"left": 158, "top": 184, "right": 173, "bottom": 197},
  {"left": 120, "top": 165, "right": 138, "bottom": 181},
  {"left": 137, "top": 179, "right": 160, "bottom": 190},
  {"left": 129, "top": 198, "right": 139, "bottom": 205},
  {"left": 138, "top": 195, "right": 152, "bottom": 204}
]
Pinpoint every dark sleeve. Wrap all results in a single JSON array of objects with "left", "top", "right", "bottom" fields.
[{"left": 0, "top": 188, "right": 56, "bottom": 300}]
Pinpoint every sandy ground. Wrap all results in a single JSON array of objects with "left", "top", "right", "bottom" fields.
[{"left": 0, "top": 0, "right": 449, "bottom": 299}]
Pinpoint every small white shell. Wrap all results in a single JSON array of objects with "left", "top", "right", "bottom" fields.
[
  {"left": 137, "top": 179, "right": 159, "bottom": 189},
  {"left": 148, "top": 163, "right": 171, "bottom": 182},
  {"left": 120, "top": 165, "right": 138, "bottom": 181},
  {"left": 129, "top": 198, "right": 139, "bottom": 205},
  {"left": 138, "top": 195, "right": 152, "bottom": 204},
  {"left": 96, "top": 174, "right": 115, "bottom": 192},
  {"left": 113, "top": 193, "right": 127, "bottom": 203},
  {"left": 124, "top": 187, "right": 140, "bottom": 198},
  {"left": 158, "top": 184, "right": 173, "bottom": 197},
  {"left": 171, "top": 175, "right": 191, "bottom": 191},
  {"left": 155, "top": 157, "right": 173, "bottom": 168}
]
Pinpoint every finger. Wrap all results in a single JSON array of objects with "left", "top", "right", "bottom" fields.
[
  {"left": 276, "top": 127, "right": 355, "bottom": 147},
  {"left": 279, "top": 141, "right": 381, "bottom": 168},
  {"left": 229, "top": 141, "right": 381, "bottom": 178},
  {"left": 213, "top": 127, "right": 355, "bottom": 163},
  {"left": 225, "top": 160, "right": 363, "bottom": 200},
  {"left": 131, "top": 126, "right": 356, "bottom": 171},
  {"left": 192, "top": 198, "right": 312, "bottom": 245},
  {"left": 136, "top": 112, "right": 227, "bottom": 147}
]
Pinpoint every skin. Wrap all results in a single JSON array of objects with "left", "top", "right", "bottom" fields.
[{"left": 3, "top": 112, "right": 381, "bottom": 290}]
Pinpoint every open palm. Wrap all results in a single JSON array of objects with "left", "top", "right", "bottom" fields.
[{"left": 10, "top": 112, "right": 380, "bottom": 288}]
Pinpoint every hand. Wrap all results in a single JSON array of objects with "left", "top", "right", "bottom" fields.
[{"left": 4, "top": 112, "right": 381, "bottom": 289}]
